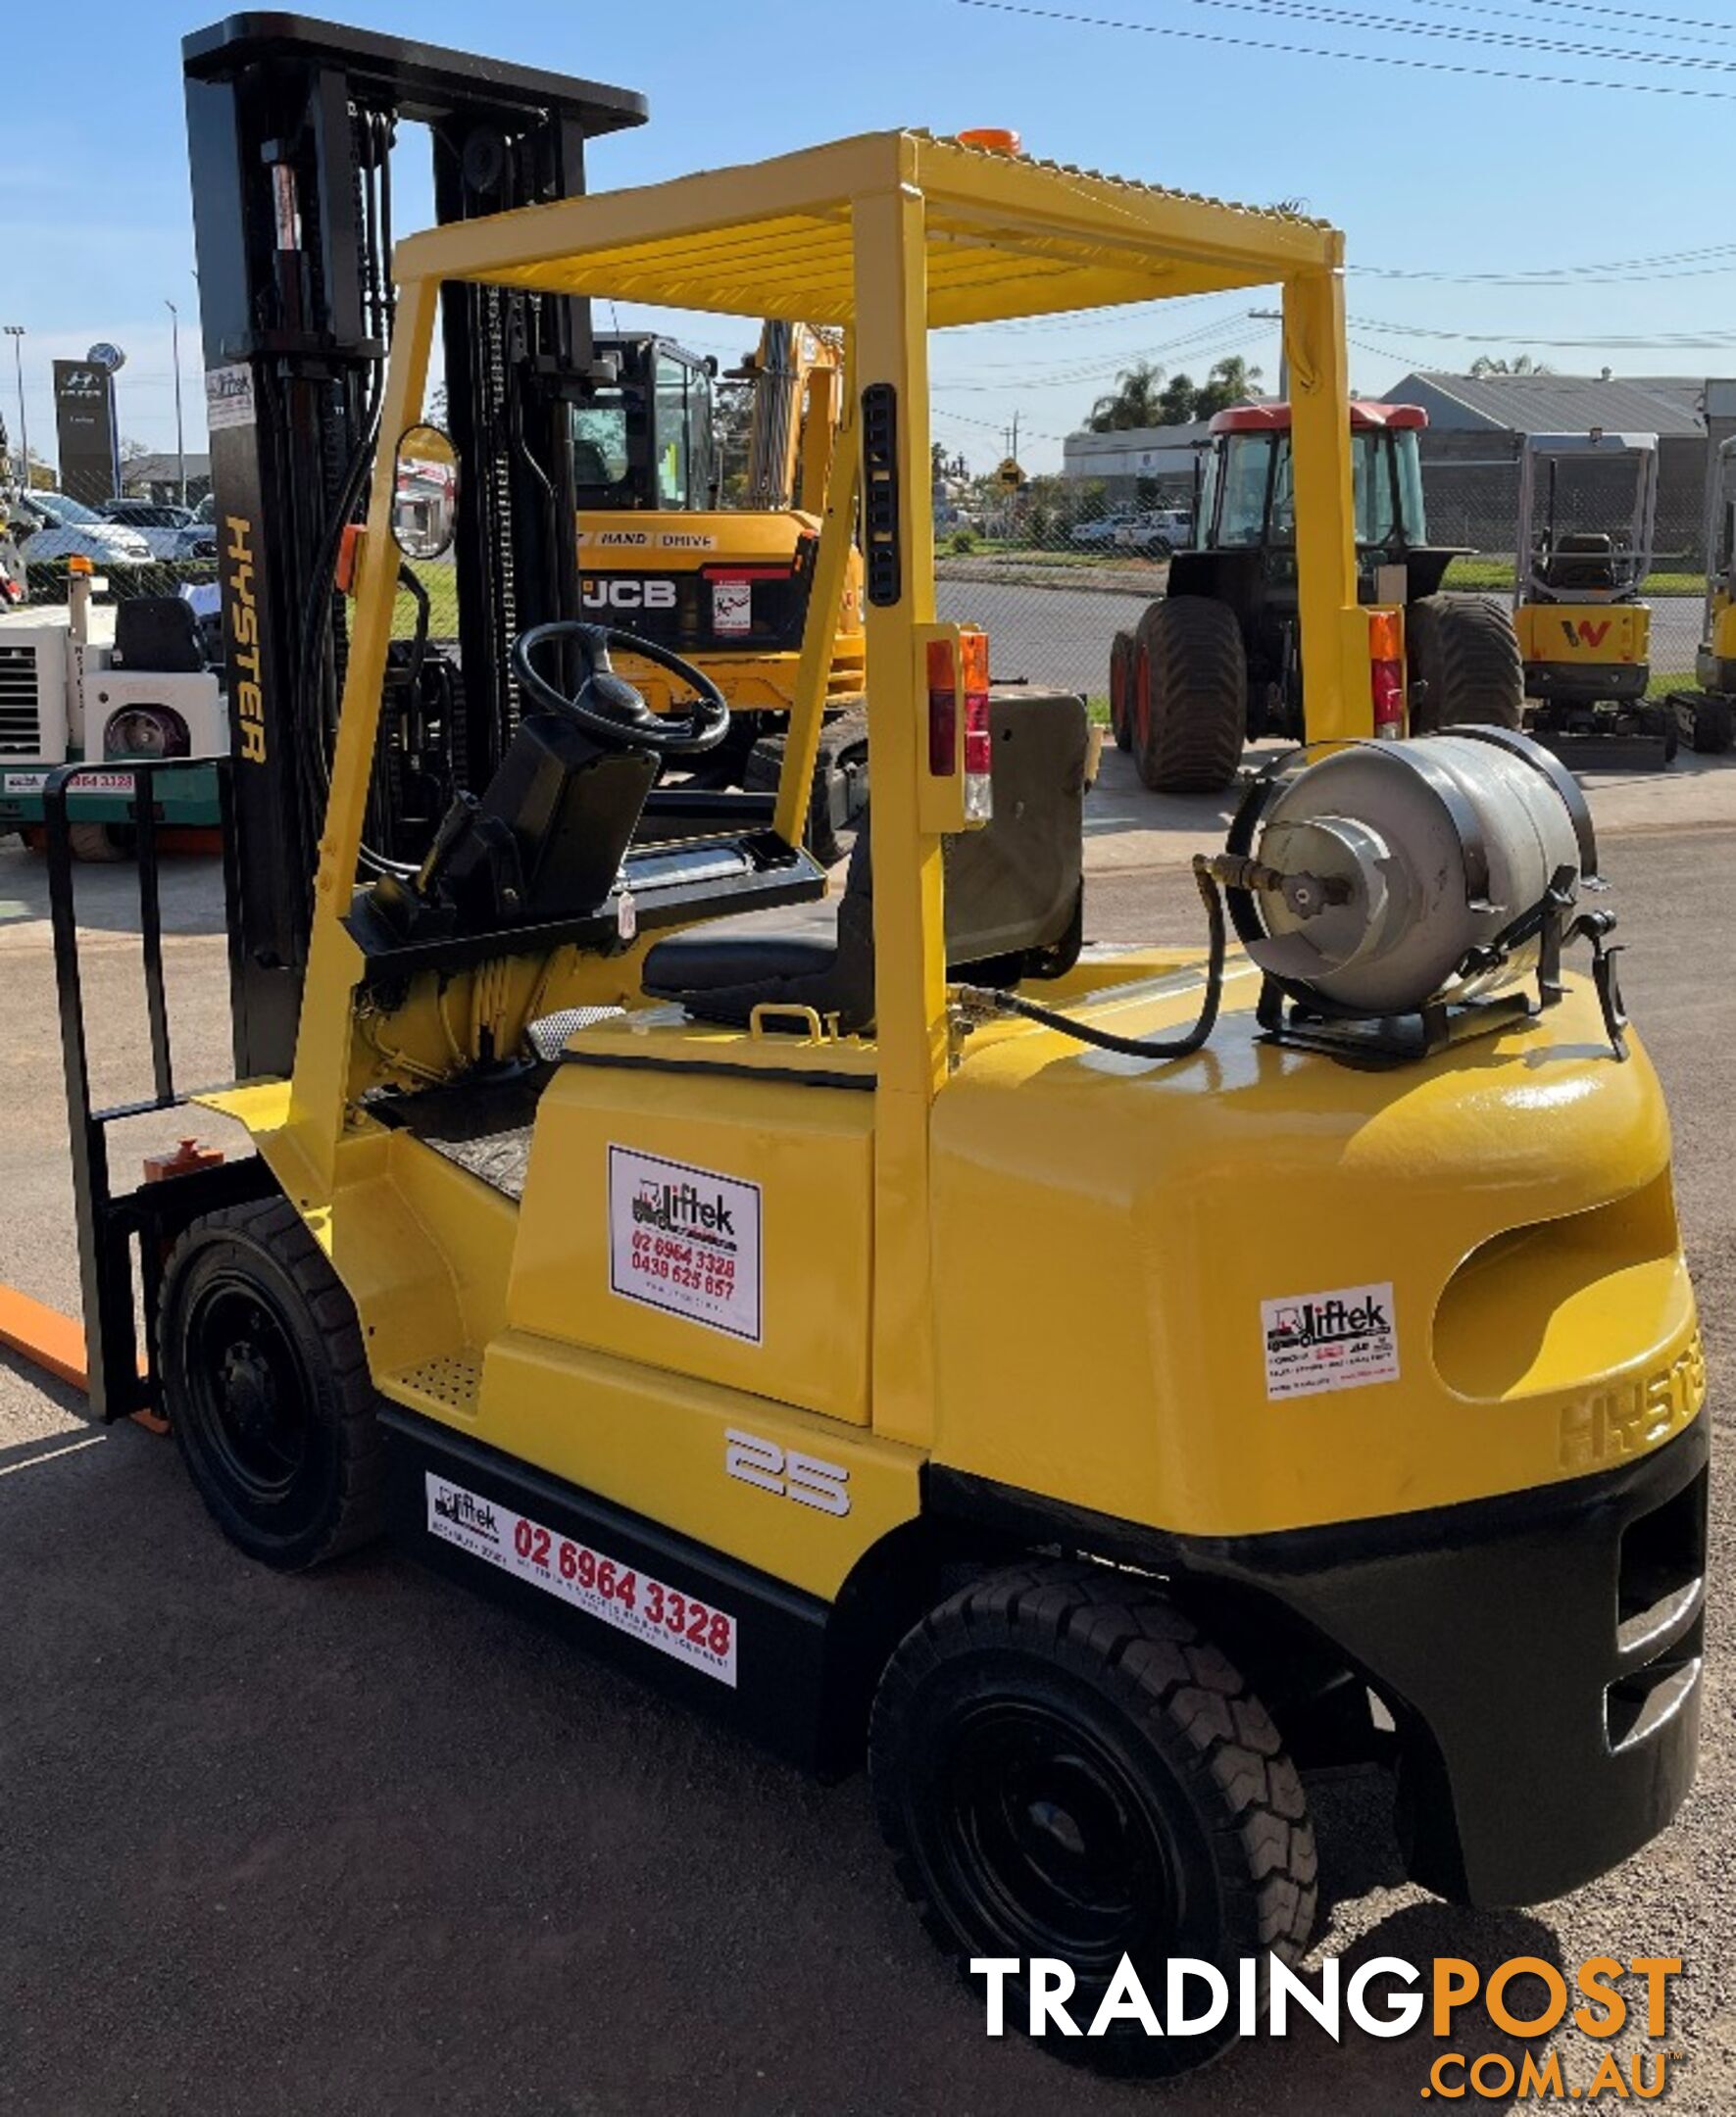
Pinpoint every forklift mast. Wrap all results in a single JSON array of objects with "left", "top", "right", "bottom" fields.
[{"left": 182, "top": 13, "right": 646, "bottom": 1077}]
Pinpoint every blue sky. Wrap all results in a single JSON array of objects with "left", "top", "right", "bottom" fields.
[{"left": 4, "top": 0, "right": 1734, "bottom": 476}]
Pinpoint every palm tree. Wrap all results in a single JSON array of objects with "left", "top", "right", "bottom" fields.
[
  {"left": 1193, "top": 357, "right": 1265, "bottom": 418},
  {"left": 1087, "top": 360, "right": 1167, "bottom": 432}
]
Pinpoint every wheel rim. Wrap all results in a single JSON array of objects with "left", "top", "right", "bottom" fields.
[
  {"left": 184, "top": 1277, "right": 317, "bottom": 1504},
  {"left": 927, "top": 1698, "right": 1181, "bottom": 1972}
]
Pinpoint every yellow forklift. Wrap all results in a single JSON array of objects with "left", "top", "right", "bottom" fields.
[
  {"left": 1666, "top": 430, "right": 1736, "bottom": 755},
  {"left": 1513, "top": 429, "right": 1675, "bottom": 767},
  {"left": 50, "top": 130, "right": 1706, "bottom": 2074}
]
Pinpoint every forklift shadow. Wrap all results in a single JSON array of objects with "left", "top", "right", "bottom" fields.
[
  {"left": 0, "top": 839, "right": 228, "bottom": 940},
  {"left": 1220, "top": 1898, "right": 1567, "bottom": 2114}
]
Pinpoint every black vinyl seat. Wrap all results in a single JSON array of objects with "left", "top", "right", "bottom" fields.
[
  {"left": 641, "top": 689, "right": 1089, "bottom": 1033},
  {"left": 1542, "top": 533, "right": 1618, "bottom": 595},
  {"left": 113, "top": 595, "right": 207, "bottom": 672}
]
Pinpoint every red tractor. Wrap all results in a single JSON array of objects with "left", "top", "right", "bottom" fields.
[{"left": 1109, "top": 401, "right": 1522, "bottom": 791}]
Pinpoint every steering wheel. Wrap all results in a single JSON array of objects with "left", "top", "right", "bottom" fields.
[{"left": 511, "top": 619, "right": 730, "bottom": 757}]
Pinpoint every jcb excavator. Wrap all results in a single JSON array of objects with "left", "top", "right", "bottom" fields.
[{"left": 573, "top": 320, "right": 868, "bottom": 859}]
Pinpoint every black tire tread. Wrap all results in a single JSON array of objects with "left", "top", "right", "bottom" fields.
[
  {"left": 161, "top": 1196, "right": 384, "bottom": 1567},
  {"left": 1407, "top": 593, "right": 1523, "bottom": 732},
  {"left": 869, "top": 1560, "right": 1317, "bottom": 1981},
  {"left": 1690, "top": 691, "right": 1734, "bottom": 755},
  {"left": 1135, "top": 596, "right": 1248, "bottom": 792}
]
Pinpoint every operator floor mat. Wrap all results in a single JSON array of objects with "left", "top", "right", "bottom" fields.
[{"left": 372, "top": 1064, "right": 553, "bottom": 1202}]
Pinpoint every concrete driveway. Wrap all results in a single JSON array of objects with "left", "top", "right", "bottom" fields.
[{"left": 0, "top": 810, "right": 1731, "bottom": 2114}]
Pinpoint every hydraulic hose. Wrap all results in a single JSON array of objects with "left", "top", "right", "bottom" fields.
[{"left": 953, "top": 857, "right": 1226, "bottom": 1060}]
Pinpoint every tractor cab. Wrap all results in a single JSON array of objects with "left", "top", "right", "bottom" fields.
[{"left": 1193, "top": 399, "right": 1435, "bottom": 586}]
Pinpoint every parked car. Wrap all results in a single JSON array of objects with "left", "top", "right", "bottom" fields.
[
  {"left": 98, "top": 499, "right": 217, "bottom": 561},
  {"left": 1068, "top": 511, "right": 1137, "bottom": 549},
  {"left": 1112, "top": 507, "right": 1192, "bottom": 556},
  {"left": 8, "top": 491, "right": 154, "bottom": 567}
]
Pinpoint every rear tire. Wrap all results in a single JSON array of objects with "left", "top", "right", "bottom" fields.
[
  {"left": 869, "top": 1561, "right": 1316, "bottom": 2077},
  {"left": 1406, "top": 594, "right": 1522, "bottom": 733},
  {"left": 1134, "top": 596, "right": 1247, "bottom": 793},
  {"left": 1108, "top": 628, "right": 1135, "bottom": 752},
  {"left": 160, "top": 1197, "right": 385, "bottom": 1571},
  {"left": 743, "top": 704, "right": 869, "bottom": 866},
  {"left": 1691, "top": 692, "right": 1733, "bottom": 755}
]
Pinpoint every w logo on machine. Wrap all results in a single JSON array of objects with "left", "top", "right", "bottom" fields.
[{"left": 1562, "top": 618, "right": 1612, "bottom": 650}]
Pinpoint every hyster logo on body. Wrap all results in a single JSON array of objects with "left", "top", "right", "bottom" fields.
[{"left": 224, "top": 516, "right": 266, "bottom": 763}]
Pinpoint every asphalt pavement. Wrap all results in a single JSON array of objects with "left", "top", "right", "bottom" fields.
[
  {"left": 935, "top": 568, "right": 1705, "bottom": 701},
  {"left": 1, "top": 816, "right": 1733, "bottom": 2115}
]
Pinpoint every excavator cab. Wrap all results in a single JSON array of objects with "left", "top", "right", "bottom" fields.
[{"left": 571, "top": 335, "right": 719, "bottom": 512}]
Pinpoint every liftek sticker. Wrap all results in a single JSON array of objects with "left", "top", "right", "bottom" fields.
[
  {"left": 712, "top": 578, "right": 752, "bottom": 635},
  {"left": 1262, "top": 1283, "right": 1399, "bottom": 1400},
  {"left": 608, "top": 1146, "right": 762, "bottom": 1343},
  {"left": 205, "top": 363, "right": 256, "bottom": 432},
  {"left": 425, "top": 1474, "right": 738, "bottom": 1686}
]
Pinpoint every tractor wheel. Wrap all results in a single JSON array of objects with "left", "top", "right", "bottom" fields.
[
  {"left": 160, "top": 1197, "right": 385, "bottom": 1571},
  {"left": 1108, "top": 628, "right": 1136, "bottom": 752},
  {"left": 1133, "top": 596, "right": 1248, "bottom": 793},
  {"left": 1691, "top": 692, "right": 1734, "bottom": 755},
  {"left": 869, "top": 1560, "right": 1317, "bottom": 2076},
  {"left": 1406, "top": 594, "right": 1522, "bottom": 733}
]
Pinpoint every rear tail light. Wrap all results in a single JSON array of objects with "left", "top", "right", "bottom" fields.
[
  {"left": 961, "top": 628, "right": 992, "bottom": 820},
  {"left": 1369, "top": 608, "right": 1406, "bottom": 739},
  {"left": 926, "top": 628, "right": 993, "bottom": 821}
]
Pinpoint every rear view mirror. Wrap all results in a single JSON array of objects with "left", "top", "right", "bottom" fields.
[{"left": 391, "top": 422, "right": 458, "bottom": 561}]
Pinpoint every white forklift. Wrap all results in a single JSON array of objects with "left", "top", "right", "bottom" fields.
[{"left": 0, "top": 563, "right": 226, "bottom": 857}]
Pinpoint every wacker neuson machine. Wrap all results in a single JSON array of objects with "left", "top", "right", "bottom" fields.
[{"left": 41, "top": 105, "right": 1707, "bottom": 2077}]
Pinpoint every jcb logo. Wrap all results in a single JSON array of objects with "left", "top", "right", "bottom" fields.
[
  {"left": 724, "top": 1429, "right": 851, "bottom": 1517},
  {"left": 582, "top": 577, "right": 677, "bottom": 612},
  {"left": 1562, "top": 618, "right": 1612, "bottom": 650}
]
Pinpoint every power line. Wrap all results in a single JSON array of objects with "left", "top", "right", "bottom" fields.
[
  {"left": 955, "top": 0, "right": 1736, "bottom": 98},
  {"left": 1135, "top": 0, "right": 1736, "bottom": 73},
  {"left": 1405, "top": 0, "right": 1735, "bottom": 41},
  {"left": 1351, "top": 315, "right": 1736, "bottom": 349}
]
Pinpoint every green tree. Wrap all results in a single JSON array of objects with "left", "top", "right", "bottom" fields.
[
  {"left": 1469, "top": 353, "right": 1554, "bottom": 377},
  {"left": 1193, "top": 357, "right": 1265, "bottom": 418},
  {"left": 1087, "top": 359, "right": 1166, "bottom": 432},
  {"left": 1156, "top": 372, "right": 1200, "bottom": 424}
]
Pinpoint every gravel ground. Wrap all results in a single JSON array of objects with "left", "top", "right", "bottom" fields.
[{"left": 0, "top": 824, "right": 1730, "bottom": 2115}]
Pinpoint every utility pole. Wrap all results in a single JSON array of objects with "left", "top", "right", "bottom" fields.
[
  {"left": 1249, "top": 309, "right": 1288, "bottom": 396},
  {"left": 165, "top": 299, "right": 186, "bottom": 507},
  {"left": 3, "top": 326, "right": 26, "bottom": 491}
]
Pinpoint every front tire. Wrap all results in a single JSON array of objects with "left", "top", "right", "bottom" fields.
[
  {"left": 1134, "top": 596, "right": 1248, "bottom": 793},
  {"left": 869, "top": 1562, "right": 1316, "bottom": 2076},
  {"left": 160, "top": 1198, "right": 385, "bottom": 1570},
  {"left": 1406, "top": 593, "right": 1522, "bottom": 732}
]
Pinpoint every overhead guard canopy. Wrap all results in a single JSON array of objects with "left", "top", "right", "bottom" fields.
[{"left": 393, "top": 129, "right": 1343, "bottom": 325}]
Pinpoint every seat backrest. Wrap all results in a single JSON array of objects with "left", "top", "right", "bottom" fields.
[
  {"left": 943, "top": 690, "right": 1088, "bottom": 969},
  {"left": 113, "top": 595, "right": 205, "bottom": 673}
]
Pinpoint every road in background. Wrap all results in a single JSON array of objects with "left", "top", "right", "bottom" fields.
[{"left": 937, "top": 568, "right": 1704, "bottom": 700}]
